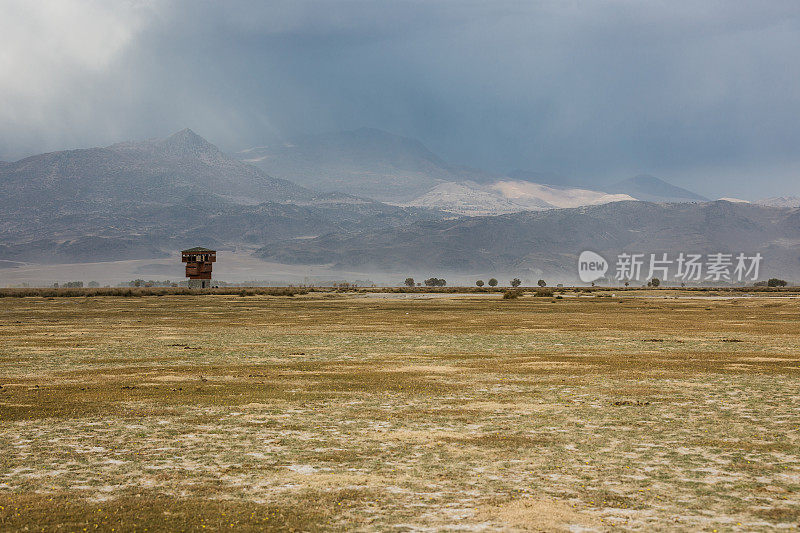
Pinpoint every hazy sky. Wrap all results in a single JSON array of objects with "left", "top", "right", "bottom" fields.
[{"left": 2, "top": 0, "right": 799, "bottom": 198}]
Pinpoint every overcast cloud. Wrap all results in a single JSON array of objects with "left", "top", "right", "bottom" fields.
[{"left": 1, "top": 0, "right": 799, "bottom": 198}]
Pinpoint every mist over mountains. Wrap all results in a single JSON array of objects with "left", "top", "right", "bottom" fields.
[
  {"left": 237, "top": 128, "right": 496, "bottom": 203},
  {"left": 0, "top": 130, "right": 445, "bottom": 264},
  {"left": 238, "top": 129, "right": 711, "bottom": 216},
  {"left": 1, "top": 128, "right": 799, "bottom": 283},
  {"left": 2, "top": 128, "right": 317, "bottom": 208}
]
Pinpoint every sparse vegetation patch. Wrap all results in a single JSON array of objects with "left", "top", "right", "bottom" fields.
[{"left": 0, "top": 294, "right": 798, "bottom": 530}]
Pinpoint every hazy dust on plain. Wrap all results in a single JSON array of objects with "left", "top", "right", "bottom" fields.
[{"left": 0, "top": 293, "right": 798, "bottom": 531}]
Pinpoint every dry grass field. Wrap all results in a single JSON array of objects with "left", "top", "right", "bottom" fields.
[{"left": 0, "top": 293, "right": 798, "bottom": 531}]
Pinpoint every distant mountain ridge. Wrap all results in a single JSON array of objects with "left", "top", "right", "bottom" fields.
[
  {"left": 5, "top": 127, "right": 795, "bottom": 280},
  {"left": 257, "top": 200, "right": 800, "bottom": 279},
  {"left": 1, "top": 128, "right": 332, "bottom": 210},
  {"left": 0, "top": 129, "right": 447, "bottom": 263},
  {"left": 759, "top": 196, "right": 800, "bottom": 208},
  {"left": 240, "top": 129, "right": 711, "bottom": 212},
  {"left": 606, "top": 174, "right": 708, "bottom": 203},
  {"left": 238, "top": 128, "right": 497, "bottom": 203}
]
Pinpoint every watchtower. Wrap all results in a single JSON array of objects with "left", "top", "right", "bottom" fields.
[{"left": 181, "top": 247, "right": 216, "bottom": 289}]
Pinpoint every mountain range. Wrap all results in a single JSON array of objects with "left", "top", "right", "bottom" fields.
[
  {"left": 237, "top": 129, "right": 710, "bottom": 215},
  {"left": 2, "top": 129, "right": 317, "bottom": 209},
  {"left": 758, "top": 197, "right": 800, "bottom": 208},
  {"left": 2, "top": 127, "right": 798, "bottom": 282},
  {"left": 0, "top": 130, "right": 446, "bottom": 263},
  {"left": 257, "top": 200, "right": 800, "bottom": 280}
]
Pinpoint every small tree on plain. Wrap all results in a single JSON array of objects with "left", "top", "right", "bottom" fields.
[
  {"left": 768, "top": 278, "right": 788, "bottom": 287},
  {"left": 476, "top": 280, "right": 484, "bottom": 287},
  {"left": 404, "top": 277, "right": 415, "bottom": 287},
  {"left": 650, "top": 277, "right": 661, "bottom": 288},
  {"left": 537, "top": 279, "right": 547, "bottom": 287},
  {"left": 488, "top": 278, "right": 498, "bottom": 287},
  {"left": 511, "top": 278, "right": 522, "bottom": 288}
]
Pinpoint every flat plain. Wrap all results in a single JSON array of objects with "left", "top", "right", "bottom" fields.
[{"left": 0, "top": 293, "right": 798, "bottom": 531}]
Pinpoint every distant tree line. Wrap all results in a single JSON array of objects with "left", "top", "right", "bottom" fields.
[
  {"left": 398, "top": 275, "right": 796, "bottom": 289},
  {"left": 52, "top": 281, "right": 103, "bottom": 288},
  {"left": 401, "top": 277, "right": 555, "bottom": 288},
  {"left": 402, "top": 277, "right": 447, "bottom": 287}
]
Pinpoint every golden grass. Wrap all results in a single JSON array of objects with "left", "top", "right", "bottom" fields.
[
  {"left": 0, "top": 488, "right": 375, "bottom": 531},
  {"left": 478, "top": 497, "right": 601, "bottom": 532},
  {"left": 0, "top": 294, "right": 799, "bottom": 531}
]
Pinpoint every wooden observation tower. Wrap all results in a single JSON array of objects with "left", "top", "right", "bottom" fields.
[{"left": 181, "top": 247, "right": 216, "bottom": 289}]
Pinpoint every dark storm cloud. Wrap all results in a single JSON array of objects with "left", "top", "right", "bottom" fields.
[{"left": 2, "top": 0, "right": 799, "bottom": 198}]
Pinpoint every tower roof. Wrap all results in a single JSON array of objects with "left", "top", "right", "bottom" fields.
[{"left": 181, "top": 247, "right": 216, "bottom": 253}]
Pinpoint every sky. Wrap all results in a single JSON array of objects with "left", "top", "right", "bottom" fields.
[{"left": 1, "top": 0, "right": 799, "bottom": 199}]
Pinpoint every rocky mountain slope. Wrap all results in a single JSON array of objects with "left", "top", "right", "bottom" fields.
[
  {"left": 759, "top": 196, "right": 800, "bottom": 208},
  {"left": 257, "top": 201, "right": 800, "bottom": 280},
  {"left": 1, "top": 129, "right": 327, "bottom": 211},
  {"left": 0, "top": 130, "right": 446, "bottom": 263},
  {"left": 403, "top": 181, "right": 633, "bottom": 215}
]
